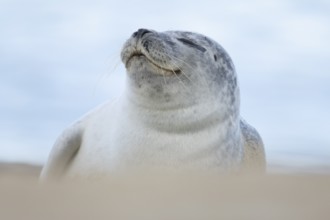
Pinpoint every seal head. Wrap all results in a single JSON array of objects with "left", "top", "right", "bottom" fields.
[{"left": 121, "top": 28, "right": 239, "bottom": 116}]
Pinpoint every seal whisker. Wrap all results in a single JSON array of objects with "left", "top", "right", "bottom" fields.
[
  {"left": 108, "top": 58, "right": 122, "bottom": 77},
  {"left": 106, "top": 48, "right": 123, "bottom": 77},
  {"left": 170, "top": 55, "right": 211, "bottom": 97},
  {"left": 169, "top": 55, "right": 212, "bottom": 96},
  {"left": 158, "top": 59, "right": 169, "bottom": 86},
  {"left": 161, "top": 66, "right": 168, "bottom": 86},
  {"left": 162, "top": 70, "right": 167, "bottom": 86},
  {"left": 171, "top": 65, "right": 193, "bottom": 90},
  {"left": 93, "top": 55, "right": 122, "bottom": 97},
  {"left": 170, "top": 54, "right": 214, "bottom": 99},
  {"left": 168, "top": 54, "right": 194, "bottom": 70},
  {"left": 167, "top": 55, "right": 215, "bottom": 101},
  {"left": 171, "top": 69, "right": 190, "bottom": 92},
  {"left": 158, "top": 58, "right": 190, "bottom": 91},
  {"left": 167, "top": 56, "right": 194, "bottom": 84}
]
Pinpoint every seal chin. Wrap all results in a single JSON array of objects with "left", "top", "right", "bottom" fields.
[{"left": 126, "top": 51, "right": 181, "bottom": 76}]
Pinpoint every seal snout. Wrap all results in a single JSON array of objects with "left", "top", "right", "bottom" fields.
[
  {"left": 132, "top": 28, "right": 152, "bottom": 39},
  {"left": 123, "top": 29, "right": 153, "bottom": 67},
  {"left": 123, "top": 28, "right": 182, "bottom": 75}
]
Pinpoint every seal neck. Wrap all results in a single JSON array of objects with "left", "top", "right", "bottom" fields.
[
  {"left": 124, "top": 74, "right": 230, "bottom": 111},
  {"left": 123, "top": 87, "right": 240, "bottom": 135},
  {"left": 123, "top": 72, "right": 241, "bottom": 132}
]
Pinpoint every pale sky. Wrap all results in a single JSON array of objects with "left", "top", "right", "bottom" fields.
[{"left": 1, "top": 0, "right": 329, "bottom": 172}]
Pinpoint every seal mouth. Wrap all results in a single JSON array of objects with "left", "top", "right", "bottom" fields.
[
  {"left": 126, "top": 52, "right": 181, "bottom": 75},
  {"left": 126, "top": 52, "right": 145, "bottom": 64}
]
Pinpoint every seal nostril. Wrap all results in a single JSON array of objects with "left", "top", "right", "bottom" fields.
[
  {"left": 132, "top": 31, "right": 138, "bottom": 38},
  {"left": 133, "top": 29, "right": 151, "bottom": 39}
]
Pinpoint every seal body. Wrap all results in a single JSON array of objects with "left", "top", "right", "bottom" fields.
[{"left": 41, "top": 29, "right": 265, "bottom": 179}]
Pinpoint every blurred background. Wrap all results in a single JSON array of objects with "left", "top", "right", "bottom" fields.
[{"left": 0, "top": 0, "right": 329, "bottom": 173}]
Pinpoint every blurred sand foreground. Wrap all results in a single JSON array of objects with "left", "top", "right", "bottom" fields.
[{"left": 0, "top": 163, "right": 329, "bottom": 220}]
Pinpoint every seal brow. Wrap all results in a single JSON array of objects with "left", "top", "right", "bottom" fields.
[{"left": 177, "top": 38, "right": 206, "bottom": 52}]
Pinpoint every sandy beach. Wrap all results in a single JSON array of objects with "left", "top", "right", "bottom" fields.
[{"left": 0, "top": 162, "right": 329, "bottom": 220}]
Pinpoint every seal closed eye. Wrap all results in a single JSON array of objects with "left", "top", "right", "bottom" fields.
[{"left": 177, "top": 38, "right": 207, "bottom": 52}]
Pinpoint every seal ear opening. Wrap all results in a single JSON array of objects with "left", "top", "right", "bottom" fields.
[{"left": 214, "top": 54, "right": 218, "bottom": 61}]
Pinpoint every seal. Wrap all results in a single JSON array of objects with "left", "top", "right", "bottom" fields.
[{"left": 40, "top": 29, "right": 265, "bottom": 180}]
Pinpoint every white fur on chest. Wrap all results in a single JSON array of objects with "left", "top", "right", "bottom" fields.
[{"left": 66, "top": 99, "right": 240, "bottom": 176}]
